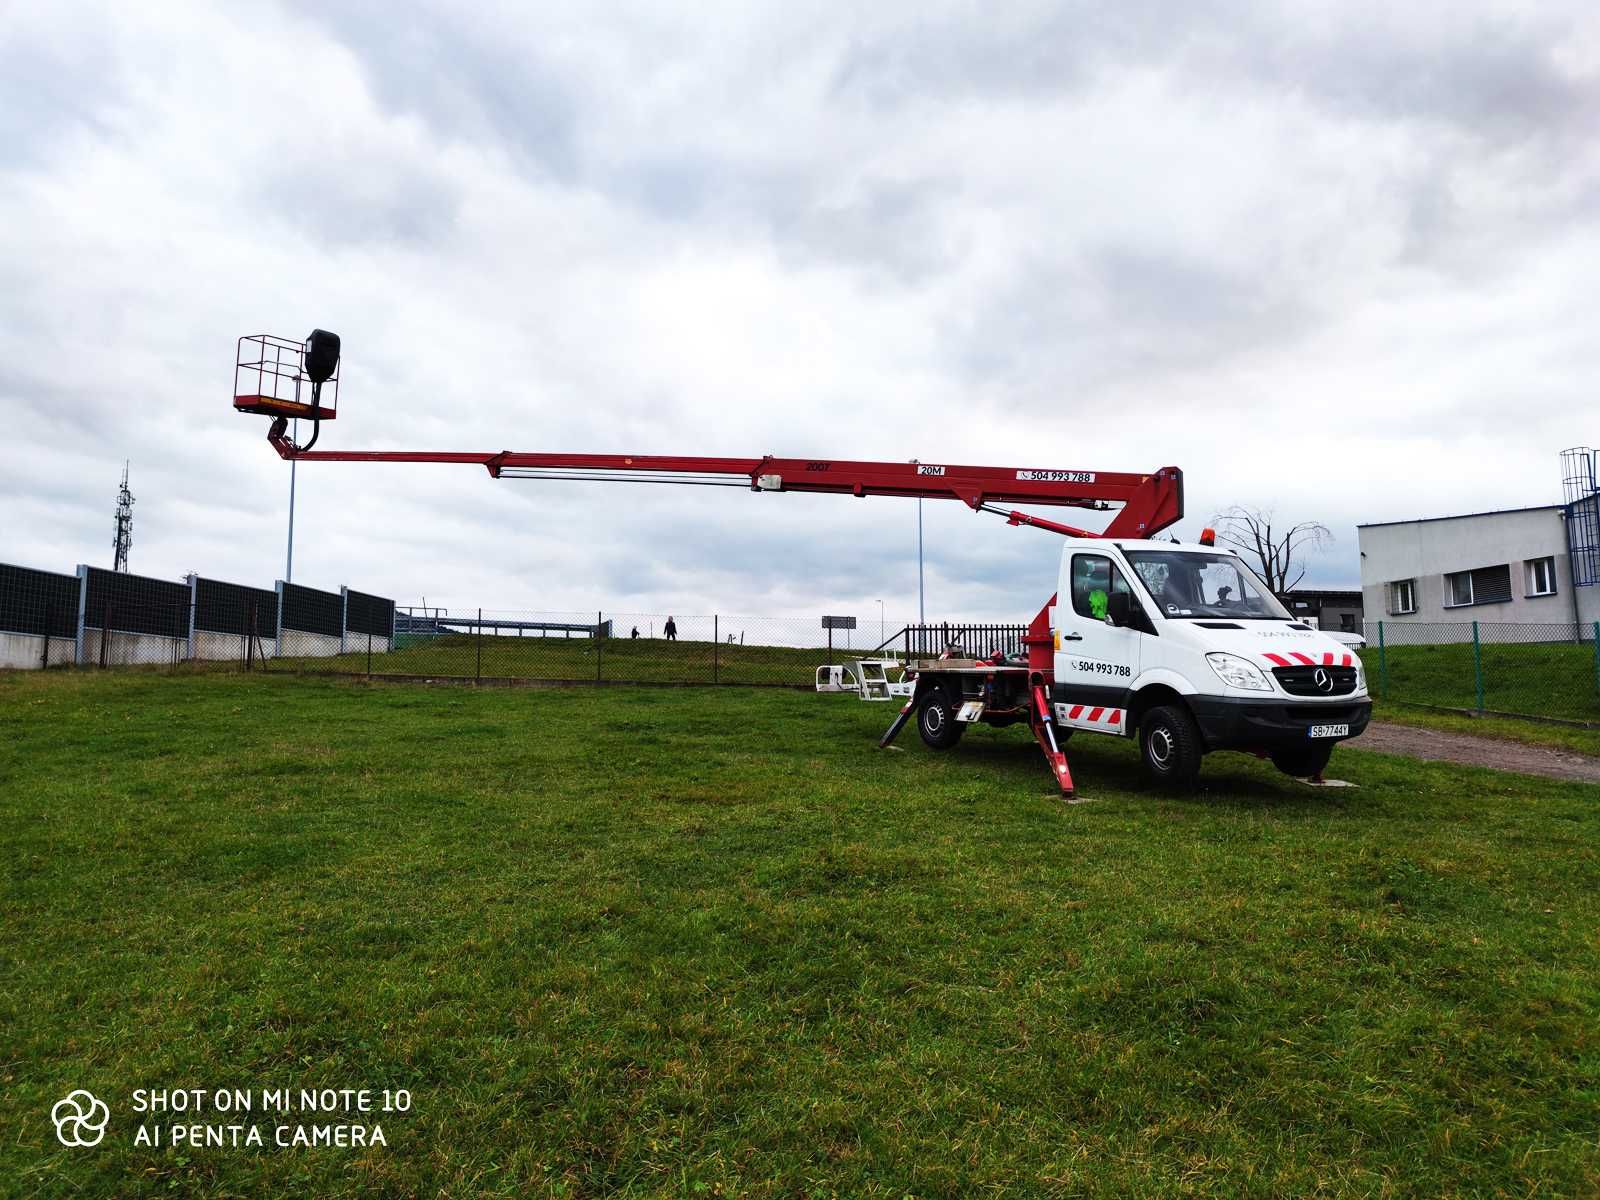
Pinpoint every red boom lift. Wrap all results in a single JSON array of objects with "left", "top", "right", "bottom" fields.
[{"left": 235, "top": 332, "right": 1183, "bottom": 798}]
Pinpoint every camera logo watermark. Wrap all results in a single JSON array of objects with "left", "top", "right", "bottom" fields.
[{"left": 52, "top": 1090, "right": 110, "bottom": 1148}]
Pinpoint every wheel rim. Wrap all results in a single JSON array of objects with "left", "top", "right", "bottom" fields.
[
  {"left": 924, "top": 705, "right": 944, "bottom": 734},
  {"left": 1148, "top": 726, "right": 1174, "bottom": 767}
]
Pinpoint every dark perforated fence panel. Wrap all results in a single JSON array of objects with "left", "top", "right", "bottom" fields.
[
  {"left": 194, "top": 577, "right": 278, "bottom": 637},
  {"left": 279, "top": 582, "right": 342, "bottom": 636},
  {"left": 82, "top": 567, "right": 188, "bottom": 638},
  {"left": 0, "top": 563, "right": 78, "bottom": 638},
  {"left": 345, "top": 589, "right": 394, "bottom": 637}
]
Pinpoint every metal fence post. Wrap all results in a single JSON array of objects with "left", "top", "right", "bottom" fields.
[
  {"left": 41, "top": 601, "right": 51, "bottom": 669},
  {"left": 1377, "top": 621, "right": 1388, "bottom": 699},
  {"left": 476, "top": 608, "right": 483, "bottom": 683},
  {"left": 186, "top": 574, "right": 197, "bottom": 662},
  {"left": 74, "top": 564, "right": 88, "bottom": 666},
  {"left": 596, "top": 611, "right": 603, "bottom": 684},
  {"left": 1472, "top": 620, "right": 1485, "bottom": 712},
  {"left": 367, "top": 631, "right": 373, "bottom": 680},
  {"left": 714, "top": 614, "right": 719, "bottom": 684},
  {"left": 1592, "top": 622, "right": 1600, "bottom": 695}
]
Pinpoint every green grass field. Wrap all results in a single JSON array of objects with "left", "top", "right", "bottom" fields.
[
  {"left": 3, "top": 670, "right": 1598, "bottom": 1197},
  {"left": 1376, "top": 639, "right": 1600, "bottom": 723}
]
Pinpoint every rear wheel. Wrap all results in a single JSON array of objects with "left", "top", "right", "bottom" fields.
[
  {"left": 1270, "top": 743, "right": 1334, "bottom": 779},
  {"left": 918, "top": 688, "right": 964, "bottom": 749},
  {"left": 1139, "top": 704, "right": 1203, "bottom": 788}
]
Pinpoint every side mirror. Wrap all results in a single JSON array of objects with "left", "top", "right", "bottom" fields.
[{"left": 1106, "top": 592, "right": 1132, "bottom": 627}]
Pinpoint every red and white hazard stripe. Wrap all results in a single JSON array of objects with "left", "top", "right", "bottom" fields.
[
  {"left": 1262, "top": 651, "right": 1353, "bottom": 668},
  {"left": 1054, "top": 702, "right": 1127, "bottom": 733}
]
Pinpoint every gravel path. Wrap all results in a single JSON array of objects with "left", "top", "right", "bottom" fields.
[{"left": 1350, "top": 721, "right": 1600, "bottom": 785}]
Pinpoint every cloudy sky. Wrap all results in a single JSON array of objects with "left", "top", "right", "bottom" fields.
[{"left": 3, "top": 1, "right": 1597, "bottom": 622}]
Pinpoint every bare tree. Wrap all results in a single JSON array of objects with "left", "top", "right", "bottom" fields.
[{"left": 1210, "top": 506, "right": 1332, "bottom": 593}]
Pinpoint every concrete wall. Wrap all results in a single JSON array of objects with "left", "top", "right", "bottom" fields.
[
  {"left": 1358, "top": 507, "right": 1584, "bottom": 625},
  {"left": 0, "top": 632, "right": 75, "bottom": 669},
  {"left": 277, "top": 629, "right": 343, "bottom": 658},
  {"left": 80, "top": 628, "right": 186, "bottom": 667},
  {"left": 192, "top": 630, "right": 279, "bottom": 661}
]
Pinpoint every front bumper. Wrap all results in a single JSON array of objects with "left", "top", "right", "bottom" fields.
[{"left": 1188, "top": 695, "right": 1372, "bottom": 752}]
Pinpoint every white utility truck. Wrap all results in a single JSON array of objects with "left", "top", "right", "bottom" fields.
[{"left": 878, "top": 533, "right": 1371, "bottom": 794}]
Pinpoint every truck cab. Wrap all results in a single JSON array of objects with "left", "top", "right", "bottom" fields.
[{"left": 1050, "top": 537, "right": 1371, "bottom": 784}]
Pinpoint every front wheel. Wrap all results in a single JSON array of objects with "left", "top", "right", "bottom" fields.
[
  {"left": 918, "top": 688, "right": 964, "bottom": 749},
  {"left": 1270, "top": 743, "right": 1334, "bottom": 779},
  {"left": 1139, "top": 704, "right": 1203, "bottom": 788}
]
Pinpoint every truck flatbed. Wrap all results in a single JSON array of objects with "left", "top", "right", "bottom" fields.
[{"left": 908, "top": 660, "right": 1029, "bottom": 673}]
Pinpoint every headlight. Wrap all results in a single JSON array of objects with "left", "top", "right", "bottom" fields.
[
  {"left": 1206, "top": 652, "right": 1272, "bottom": 692},
  {"left": 1353, "top": 658, "right": 1367, "bottom": 693}
]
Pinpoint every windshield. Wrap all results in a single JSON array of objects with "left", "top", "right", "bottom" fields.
[{"left": 1122, "top": 550, "right": 1292, "bottom": 621}]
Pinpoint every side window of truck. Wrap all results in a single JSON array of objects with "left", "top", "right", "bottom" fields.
[{"left": 1071, "top": 554, "right": 1133, "bottom": 621}]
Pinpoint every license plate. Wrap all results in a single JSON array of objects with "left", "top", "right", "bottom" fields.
[{"left": 1308, "top": 724, "right": 1349, "bottom": 739}]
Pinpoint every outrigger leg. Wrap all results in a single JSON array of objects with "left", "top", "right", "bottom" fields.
[
  {"left": 1029, "top": 684, "right": 1077, "bottom": 799},
  {"left": 878, "top": 677, "right": 933, "bottom": 748}
]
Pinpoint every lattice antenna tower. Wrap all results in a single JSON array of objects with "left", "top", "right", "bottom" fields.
[{"left": 113, "top": 460, "right": 134, "bottom": 573}]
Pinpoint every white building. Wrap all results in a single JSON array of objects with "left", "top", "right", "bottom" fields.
[{"left": 1357, "top": 504, "right": 1599, "bottom": 630}]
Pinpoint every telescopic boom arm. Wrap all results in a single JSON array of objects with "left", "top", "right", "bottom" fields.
[{"left": 264, "top": 419, "right": 1183, "bottom": 539}]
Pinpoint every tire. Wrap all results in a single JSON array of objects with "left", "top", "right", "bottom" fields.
[
  {"left": 918, "top": 688, "right": 965, "bottom": 750},
  {"left": 1138, "top": 704, "right": 1203, "bottom": 788},
  {"left": 1270, "top": 743, "right": 1334, "bottom": 779}
]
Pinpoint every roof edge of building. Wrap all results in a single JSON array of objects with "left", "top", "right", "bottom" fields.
[{"left": 1357, "top": 503, "right": 1562, "bottom": 530}]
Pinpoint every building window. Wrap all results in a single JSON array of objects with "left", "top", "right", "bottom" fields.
[
  {"left": 1527, "top": 556, "right": 1557, "bottom": 597},
  {"left": 1389, "top": 579, "right": 1416, "bottom": 615},
  {"left": 1444, "top": 564, "right": 1512, "bottom": 608},
  {"left": 1340, "top": 612, "right": 1356, "bottom": 632}
]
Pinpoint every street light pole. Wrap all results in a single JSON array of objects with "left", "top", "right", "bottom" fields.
[
  {"left": 285, "top": 417, "right": 297, "bottom": 583},
  {"left": 877, "top": 600, "right": 884, "bottom": 642},
  {"left": 917, "top": 497, "right": 925, "bottom": 624},
  {"left": 911, "top": 458, "right": 925, "bottom": 624}
]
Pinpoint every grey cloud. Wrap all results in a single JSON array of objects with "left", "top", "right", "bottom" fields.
[
  {"left": 827, "top": 2, "right": 1219, "bottom": 110},
  {"left": 280, "top": 0, "right": 580, "bottom": 179},
  {"left": 0, "top": 18, "right": 127, "bottom": 168},
  {"left": 1251, "top": 19, "right": 1599, "bottom": 148},
  {"left": 258, "top": 151, "right": 462, "bottom": 247},
  {"left": 944, "top": 242, "right": 1313, "bottom": 396}
]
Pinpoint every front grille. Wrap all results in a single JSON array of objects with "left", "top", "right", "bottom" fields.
[
  {"left": 1279, "top": 704, "right": 1364, "bottom": 726},
  {"left": 1272, "top": 665, "right": 1357, "bottom": 697}
]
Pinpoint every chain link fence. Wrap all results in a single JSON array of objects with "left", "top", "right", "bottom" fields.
[
  {"left": 271, "top": 610, "right": 1014, "bottom": 688},
  {"left": 14, "top": 559, "right": 1598, "bottom": 726},
  {"left": 1365, "top": 620, "right": 1600, "bottom": 724},
  {"left": 1, "top": 552, "right": 1025, "bottom": 686}
]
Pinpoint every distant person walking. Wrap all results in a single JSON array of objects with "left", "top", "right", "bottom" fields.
[
  {"left": 664, "top": 616, "right": 678, "bottom": 641},
  {"left": 630, "top": 626, "right": 640, "bottom": 639}
]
